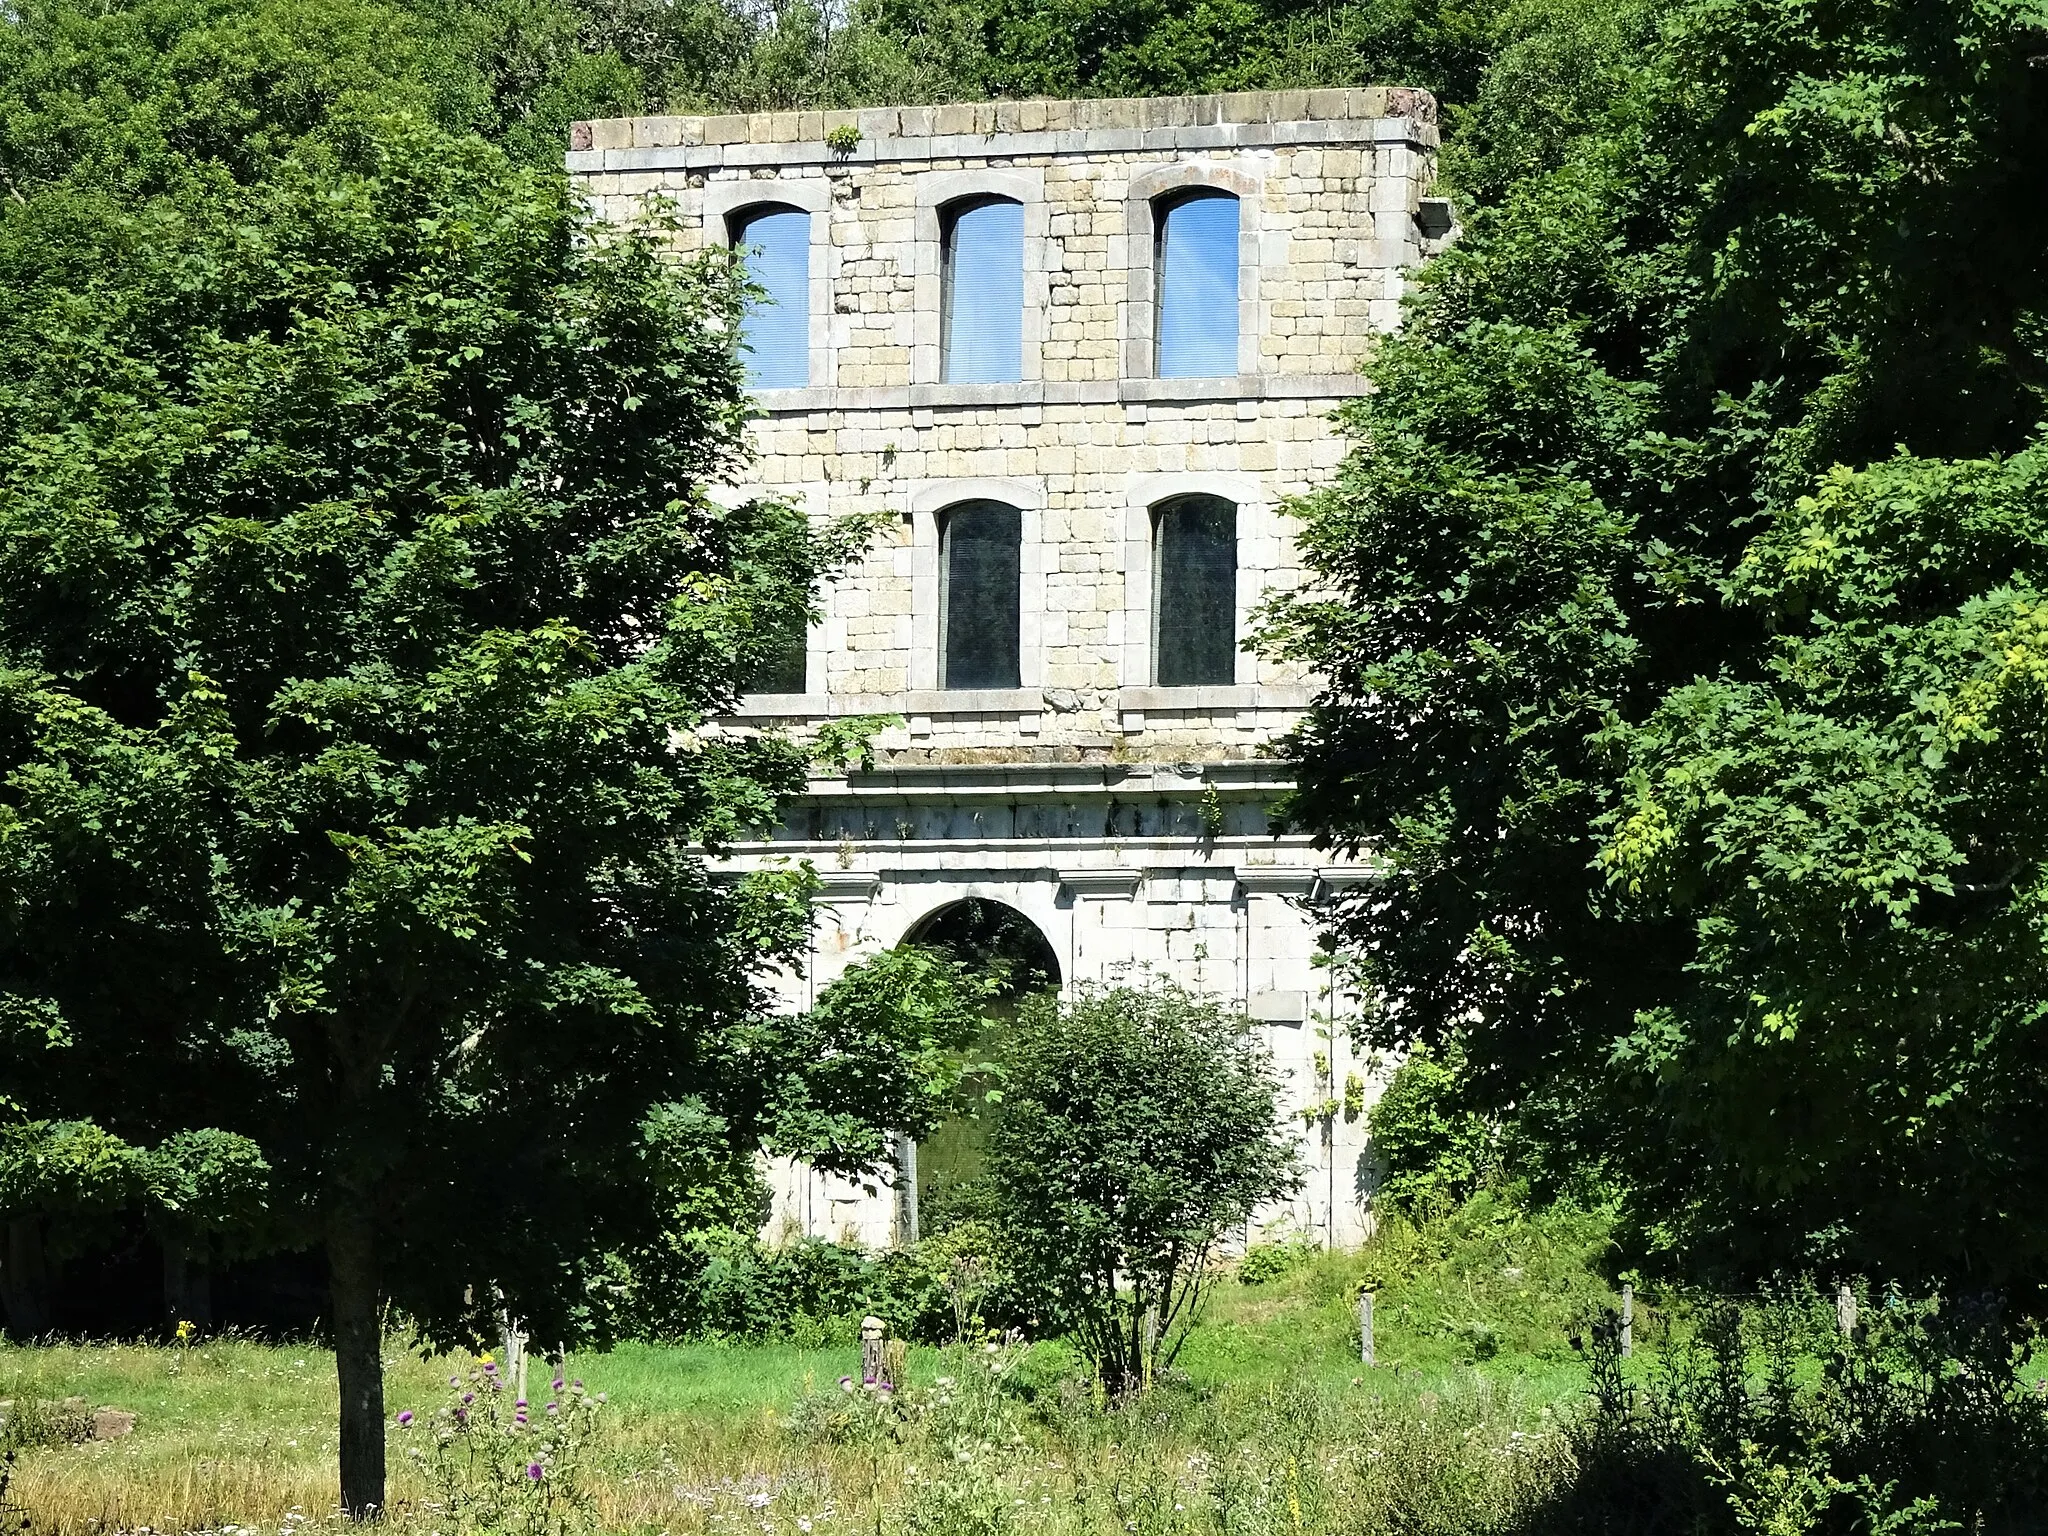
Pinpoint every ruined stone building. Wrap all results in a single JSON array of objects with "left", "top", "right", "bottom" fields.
[{"left": 568, "top": 88, "right": 1443, "bottom": 1250}]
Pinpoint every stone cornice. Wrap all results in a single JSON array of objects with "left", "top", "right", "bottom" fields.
[{"left": 569, "top": 88, "right": 1440, "bottom": 167}]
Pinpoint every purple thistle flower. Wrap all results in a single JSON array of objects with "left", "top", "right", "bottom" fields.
[
  {"left": 545, "top": 1402, "right": 558, "bottom": 1415},
  {"left": 571, "top": 1380, "right": 583, "bottom": 1389},
  {"left": 396, "top": 1411, "right": 414, "bottom": 1427},
  {"left": 449, "top": 1375, "right": 460, "bottom": 1387},
  {"left": 516, "top": 1399, "right": 528, "bottom": 1409},
  {"left": 552, "top": 1377, "right": 564, "bottom": 1392},
  {"left": 483, "top": 1362, "right": 498, "bottom": 1375},
  {"left": 526, "top": 1462, "right": 544, "bottom": 1481},
  {"left": 462, "top": 1393, "right": 475, "bottom": 1405}
]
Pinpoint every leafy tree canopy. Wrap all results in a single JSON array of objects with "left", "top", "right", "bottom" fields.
[
  {"left": 0, "top": 0, "right": 993, "bottom": 1511},
  {"left": 985, "top": 982, "right": 1300, "bottom": 1394},
  {"left": 1266, "top": 0, "right": 2048, "bottom": 1301}
]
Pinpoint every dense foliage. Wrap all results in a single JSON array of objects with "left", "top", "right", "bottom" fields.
[
  {"left": 1265, "top": 0, "right": 2048, "bottom": 1300},
  {"left": 985, "top": 983, "right": 1300, "bottom": 1394},
  {"left": 1364, "top": 1044, "right": 1496, "bottom": 1216},
  {"left": 0, "top": 0, "right": 1006, "bottom": 1509}
]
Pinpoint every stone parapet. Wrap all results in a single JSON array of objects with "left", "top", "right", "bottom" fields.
[{"left": 569, "top": 87, "right": 1439, "bottom": 162}]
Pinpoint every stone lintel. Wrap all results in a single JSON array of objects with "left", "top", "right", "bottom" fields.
[
  {"left": 814, "top": 870, "right": 882, "bottom": 902},
  {"left": 1236, "top": 867, "right": 1318, "bottom": 897},
  {"left": 1058, "top": 868, "right": 1143, "bottom": 900}
]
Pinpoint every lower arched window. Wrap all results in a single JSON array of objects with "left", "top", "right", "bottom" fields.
[
  {"left": 1153, "top": 496, "right": 1237, "bottom": 687},
  {"left": 940, "top": 501, "right": 1022, "bottom": 689}
]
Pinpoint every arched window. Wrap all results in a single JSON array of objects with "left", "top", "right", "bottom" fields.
[
  {"left": 940, "top": 500, "right": 1022, "bottom": 689},
  {"left": 729, "top": 205, "right": 809, "bottom": 389},
  {"left": 746, "top": 602, "right": 809, "bottom": 694},
  {"left": 1154, "top": 191, "right": 1240, "bottom": 379},
  {"left": 1153, "top": 495, "right": 1237, "bottom": 686},
  {"left": 941, "top": 197, "right": 1024, "bottom": 384}
]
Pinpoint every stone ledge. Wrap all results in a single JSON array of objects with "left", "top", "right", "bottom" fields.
[
  {"left": 733, "top": 684, "right": 1314, "bottom": 719},
  {"left": 743, "top": 374, "right": 1368, "bottom": 418},
  {"left": 572, "top": 87, "right": 1437, "bottom": 158}
]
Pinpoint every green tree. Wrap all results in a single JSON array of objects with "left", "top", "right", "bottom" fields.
[
  {"left": 984, "top": 982, "right": 1300, "bottom": 1394},
  {"left": 1264, "top": 0, "right": 2048, "bottom": 1299},
  {"left": 0, "top": 84, "right": 927, "bottom": 1512}
]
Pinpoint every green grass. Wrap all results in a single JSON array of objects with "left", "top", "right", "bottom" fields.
[{"left": 0, "top": 1203, "right": 1623, "bottom": 1534}]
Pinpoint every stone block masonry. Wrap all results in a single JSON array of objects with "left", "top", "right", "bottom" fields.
[{"left": 569, "top": 89, "right": 1439, "bottom": 1252}]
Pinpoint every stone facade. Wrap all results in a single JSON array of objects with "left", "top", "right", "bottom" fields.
[{"left": 569, "top": 88, "right": 1440, "bottom": 1251}]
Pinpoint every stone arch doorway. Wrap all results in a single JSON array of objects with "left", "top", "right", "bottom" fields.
[
  {"left": 898, "top": 898, "right": 1060, "bottom": 1243},
  {"left": 905, "top": 896, "right": 1062, "bottom": 995}
]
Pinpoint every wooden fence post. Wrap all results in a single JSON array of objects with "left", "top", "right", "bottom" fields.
[
  {"left": 1359, "top": 1291, "right": 1374, "bottom": 1367},
  {"left": 1837, "top": 1281, "right": 1856, "bottom": 1338},
  {"left": 1620, "top": 1283, "right": 1633, "bottom": 1359}
]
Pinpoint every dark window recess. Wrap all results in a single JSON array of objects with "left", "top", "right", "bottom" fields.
[
  {"left": 747, "top": 598, "right": 808, "bottom": 694},
  {"left": 941, "top": 500, "right": 1022, "bottom": 689},
  {"left": 941, "top": 197, "right": 1024, "bottom": 383},
  {"left": 1154, "top": 496, "right": 1237, "bottom": 686}
]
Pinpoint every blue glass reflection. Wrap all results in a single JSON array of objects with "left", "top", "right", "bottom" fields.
[
  {"left": 1156, "top": 193, "right": 1240, "bottom": 378},
  {"left": 734, "top": 207, "right": 809, "bottom": 390},
  {"left": 943, "top": 199, "right": 1024, "bottom": 383}
]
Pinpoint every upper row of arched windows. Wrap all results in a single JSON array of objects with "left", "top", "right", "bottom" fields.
[{"left": 731, "top": 190, "right": 1242, "bottom": 390}]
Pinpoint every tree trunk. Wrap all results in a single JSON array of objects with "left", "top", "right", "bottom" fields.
[
  {"left": 1, "top": 1218, "right": 52, "bottom": 1338},
  {"left": 163, "top": 1245, "right": 214, "bottom": 1330},
  {"left": 329, "top": 1203, "right": 385, "bottom": 1520}
]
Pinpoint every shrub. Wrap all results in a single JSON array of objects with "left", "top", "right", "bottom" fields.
[
  {"left": 984, "top": 981, "right": 1301, "bottom": 1395},
  {"left": 1367, "top": 1044, "right": 1496, "bottom": 1216},
  {"left": 1239, "top": 1235, "right": 1320, "bottom": 1286},
  {"left": 1521, "top": 1284, "right": 2048, "bottom": 1535}
]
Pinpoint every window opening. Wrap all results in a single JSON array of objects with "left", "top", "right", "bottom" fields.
[
  {"left": 940, "top": 500, "right": 1022, "bottom": 689},
  {"left": 1153, "top": 495, "right": 1238, "bottom": 686},
  {"left": 746, "top": 599, "right": 809, "bottom": 694},
  {"left": 1155, "top": 192, "right": 1240, "bottom": 379},
  {"left": 730, "top": 205, "right": 809, "bottom": 390},
  {"left": 941, "top": 198, "right": 1024, "bottom": 384}
]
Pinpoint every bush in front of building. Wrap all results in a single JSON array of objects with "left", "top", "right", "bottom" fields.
[{"left": 984, "top": 981, "right": 1303, "bottom": 1395}]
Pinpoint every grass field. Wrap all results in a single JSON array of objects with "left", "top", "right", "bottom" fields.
[{"left": 0, "top": 1202, "right": 1618, "bottom": 1535}]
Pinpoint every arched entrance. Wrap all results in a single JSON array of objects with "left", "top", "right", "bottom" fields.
[
  {"left": 906, "top": 896, "right": 1062, "bottom": 995},
  {"left": 900, "top": 898, "right": 1060, "bottom": 1241}
]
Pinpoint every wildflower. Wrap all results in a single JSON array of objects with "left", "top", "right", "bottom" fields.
[
  {"left": 462, "top": 1393, "right": 475, "bottom": 1405},
  {"left": 480, "top": 1353, "right": 496, "bottom": 1366},
  {"left": 516, "top": 1399, "right": 528, "bottom": 1409},
  {"left": 449, "top": 1375, "right": 460, "bottom": 1387},
  {"left": 838, "top": 1376, "right": 854, "bottom": 1393},
  {"left": 175, "top": 1320, "right": 196, "bottom": 1343},
  {"left": 595, "top": 1392, "right": 607, "bottom": 1403},
  {"left": 396, "top": 1411, "right": 414, "bottom": 1427},
  {"left": 746, "top": 1492, "right": 771, "bottom": 1510},
  {"left": 553, "top": 1377, "right": 565, "bottom": 1392},
  {"left": 572, "top": 1379, "right": 584, "bottom": 1389},
  {"left": 527, "top": 1462, "right": 544, "bottom": 1481}
]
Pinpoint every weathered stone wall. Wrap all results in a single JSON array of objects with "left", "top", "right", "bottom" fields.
[
  {"left": 570, "top": 91, "right": 1438, "bottom": 1251},
  {"left": 568, "top": 89, "right": 1437, "bottom": 763}
]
